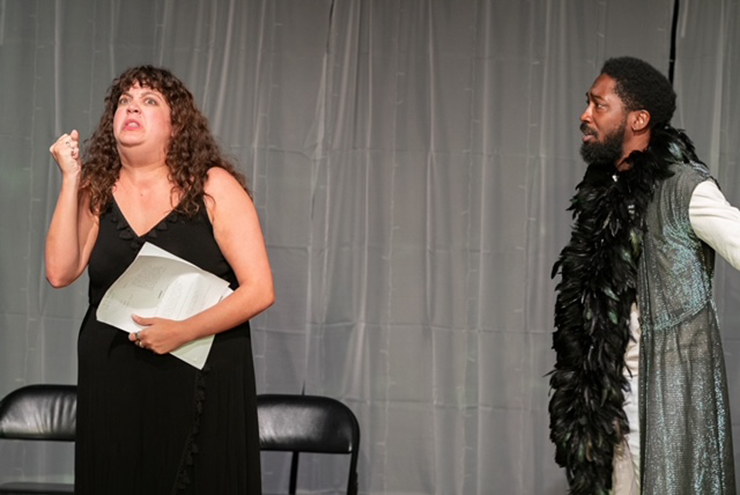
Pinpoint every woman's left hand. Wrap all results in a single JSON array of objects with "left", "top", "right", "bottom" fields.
[{"left": 128, "top": 315, "right": 193, "bottom": 354}]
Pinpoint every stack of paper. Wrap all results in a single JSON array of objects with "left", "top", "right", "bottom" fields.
[{"left": 96, "top": 242, "right": 232, "bottom": 369}]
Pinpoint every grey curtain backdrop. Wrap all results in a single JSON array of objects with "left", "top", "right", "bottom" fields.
[{"left": 1, "top": 0, "right": 738, "bottom": 493}]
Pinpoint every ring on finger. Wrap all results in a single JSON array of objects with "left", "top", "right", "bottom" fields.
[
  {"left": 136, "top": 340, "right": 144, "bottom": 348},
  {"left": 135, "top": 331, "right": 142, "bottom": 341}
]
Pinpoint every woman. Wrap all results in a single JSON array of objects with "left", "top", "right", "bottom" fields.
[{"left": 46, "top": 66, "right": 274, "bottom": 494}]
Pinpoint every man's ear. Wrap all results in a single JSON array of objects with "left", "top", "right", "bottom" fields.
[{"left": 630, "top": 109, "right": 651, "bottom": 133}]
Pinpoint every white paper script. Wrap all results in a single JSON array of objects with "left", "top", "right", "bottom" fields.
[{"left": 96, "top": 242, "right": 232, "bottom": 369}]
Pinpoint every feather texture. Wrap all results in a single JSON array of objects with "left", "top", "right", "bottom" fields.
[{"left": 549, "top": 126, "right": 698, "bottom": 493}]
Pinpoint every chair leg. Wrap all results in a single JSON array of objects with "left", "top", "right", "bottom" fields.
[
  {"left": 289, "top": 451, "right": 300, "bottom": 495},
  {"left": 348, "top": 470, "right": 358, "bottom": 495}
]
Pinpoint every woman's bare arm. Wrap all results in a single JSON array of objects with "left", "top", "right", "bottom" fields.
[{"left": 45, "top": 130, "right": 99, "bottom": 287}]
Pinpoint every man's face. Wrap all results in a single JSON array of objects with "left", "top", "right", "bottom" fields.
[{"left": 579, "top": 74, "right": 629, "bottom": 164}]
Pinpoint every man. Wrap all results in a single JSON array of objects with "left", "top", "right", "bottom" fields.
[{"left": 549, "top": 56, "right": 740, "bottom": 494}]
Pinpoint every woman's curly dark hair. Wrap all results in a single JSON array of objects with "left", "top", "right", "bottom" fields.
[
  {"left": 81, "top": 65, "right": 249, "bottom": 216},
  {"left": 601, "top": 56, "right": 676, "bottom": 129}
]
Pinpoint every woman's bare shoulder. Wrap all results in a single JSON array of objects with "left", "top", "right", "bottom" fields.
[{"left": 204, "top": 167, "right": 246, "bottom": 195}]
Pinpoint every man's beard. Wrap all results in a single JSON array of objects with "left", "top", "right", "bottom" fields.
[{"left": 580, "top": 120, "right": 626, "bottom": 165}]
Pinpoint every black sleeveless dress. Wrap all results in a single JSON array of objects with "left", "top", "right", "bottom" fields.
[{"left": 75, "top": 198, "right": 262, "bottom": 495}]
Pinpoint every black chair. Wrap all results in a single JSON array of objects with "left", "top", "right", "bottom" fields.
[
  {"left": 0, "top": 384, "right": 76, "bottom": 494},
  {"left": 258, "top": 394, "right": 360, "bottom": 495}
]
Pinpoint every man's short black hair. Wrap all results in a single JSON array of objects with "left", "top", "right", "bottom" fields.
[{"left": 600, "top": 56, "right": 676, "bottom": 128}]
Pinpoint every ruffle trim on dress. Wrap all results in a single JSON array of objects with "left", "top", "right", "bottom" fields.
[
  {"left": 173, "top": 365, "right": 210, "bottom": 493},
  {"left": 108, "top": 203, "right": 179, "bottom": 251}
]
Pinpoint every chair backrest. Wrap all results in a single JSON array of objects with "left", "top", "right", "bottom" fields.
[
  {"left": 0, "top": 384, "right": 76, "bottom": 441},
  {"left": 258, "top": 394, "right": 360, "bottom": 495}
]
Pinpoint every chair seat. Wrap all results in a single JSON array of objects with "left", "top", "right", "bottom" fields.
[{"left": 0, "top": 481, "right": 74, "bottom": 494}]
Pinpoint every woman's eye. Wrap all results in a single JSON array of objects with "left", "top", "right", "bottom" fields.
[
  {"left": 118, "top": 97, "right": 129, "bottom": 105},
  {"left": 145, "top": 98, "right": 157, "bottom": 105}
]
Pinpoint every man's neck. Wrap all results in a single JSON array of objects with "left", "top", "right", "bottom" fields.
[{"left": 616, "top": 129, "right": 652, "bottom": 171}]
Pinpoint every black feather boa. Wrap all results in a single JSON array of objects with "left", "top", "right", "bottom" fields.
[{"left": 549, "top": 127, "right": 700, "bottom": 494}]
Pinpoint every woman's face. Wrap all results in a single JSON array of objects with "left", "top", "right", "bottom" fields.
[{"left": 113, "top": 83, "right": 173, "bottom": 158}]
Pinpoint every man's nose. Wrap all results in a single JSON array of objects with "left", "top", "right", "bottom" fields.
[{"left": 580, "top": 106, "right": 591, "bottom": 123}]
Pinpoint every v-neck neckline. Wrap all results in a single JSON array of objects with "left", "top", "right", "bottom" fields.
[{"left": 111, "top": 196, "right": 177, "bottom": 239}]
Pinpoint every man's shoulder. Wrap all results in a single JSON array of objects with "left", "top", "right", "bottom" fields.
[
  {"left": 657, "top": 161, "right": 714, "bottom": 203},
  {"left": 671, "top": 160, "right": 710, "bottom": 175},
  {"left": 665, "top": 161, "right": 712, "bottom": 185}
]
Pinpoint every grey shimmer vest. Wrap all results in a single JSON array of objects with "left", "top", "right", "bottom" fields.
[{"left": 637, "top": 162, "right": 736, "bottom": 494}]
